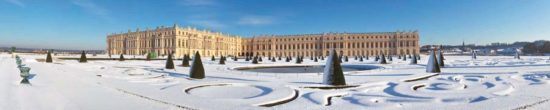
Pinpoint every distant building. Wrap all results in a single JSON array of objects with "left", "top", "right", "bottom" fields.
[{"left": 107, "top": 25, "right": 420, "bottom": 57}]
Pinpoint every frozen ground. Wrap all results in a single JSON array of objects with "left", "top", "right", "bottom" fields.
[{"left": 2, "top": 53, "right": 550, "bottom": 110}]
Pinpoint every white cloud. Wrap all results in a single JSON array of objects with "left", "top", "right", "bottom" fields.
[
  {"left": 238, "top": 16, "right": 275, "bottom": 25},
  {"left": 189, "top": 20, "right": 227, "bottom": 29},
  {"left": 5, "top": 0, "right": 25, "bottom": 7},
  {"left": 72, "top": 0, "right": 113, "bottom": 22},
  {"left": 180, "top": 0, "right": 217, "bottom": 6}
]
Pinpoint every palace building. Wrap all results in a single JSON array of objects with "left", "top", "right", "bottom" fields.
[{"left": 107, "top": 25, "right": 419, "bottom": 58}]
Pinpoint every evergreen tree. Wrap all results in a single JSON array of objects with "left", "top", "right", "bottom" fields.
[
  {"left": 233, "top": 56, "right": 238, "bottom": 61},
  {"left": 344, "top": 56, "right": 349, "bottom": 62},
  {"left": 219, "top": 56, "right": 225, "bottom": 65},
  {"left": 182, "top": 54, "right": 190, "bottom": 67},
  {"left": 189, "top": 52, "right": 205, "bottom": 79},
  {"left": 314, "top": 57, "right": 318, "bottom": 62},
  {"left": 426, "top": 50, "right": 441, "bottom": 73},
  {"left": 437, "top": 50, "right": 445, "bottom": 67},
  {"left": 410, "top": 54, "right": 418, "bottom": 64},
  {"left": 388, "top": 55, "right": 393, "bottom": 61},
  {"left": 252, "top": 56, "right": 259, "bottom": 64},
  {"left": 46, "top": 50, "right": 53, "bottom": 63},
  {"left": 146, "top": 53, "right": 151, "bottom": 61},
  {"left": 285, "top": 57, "right": 290, "bottom": 62},
  {"left": 10, "top": 46, "right": 16, "bottom": 54},
  {"left": 79, "top": 51, "right": 87, "bottom": 63},
  {"left": 398, "top": 55, "right": 402, "bottom": 59},
  {"left": 359, "top": 56, "right": 363, "bottom": 62},
  {"left": 472, "top": 50, "right": 477, "bottom": 59},
  {"left": 365, "top": 55, "right": 369, "bottom": 60},
  {"left": 278, "top": 56, "right": 282, "bottom": 60},
  {"left": 354, "top": 56, "right": 358, "bottom": 60},
  {"left": 211, "top": 56, "right": 215, "bottom": 61},
  {"left": 271, "top": 57, "right": 276, "bottom": 62},
  {"left": 323, "top": 49, "right": 346, "bottom": 85},
  {"left": 166, "top": 53, "right": 175, "bottom": 69},
  {"left": 403, "top": 55, "right": 407, "bottom": 61},
  {"left": 295, "top": 56, "right": 302, "bottom": 64},
  {"left": 119, "top": 54, "right": 125, "bottom": 61},
  {"left": 258, "top": 56, "right": 263, "bottom": 62},
  {"left": 380, "top": 54, "right": 387, "bottom": 64}
]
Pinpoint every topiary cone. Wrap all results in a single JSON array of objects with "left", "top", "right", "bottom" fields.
[
  {"left": 323, "top": 48, "right": 346, "bottom": 85},
  {"left": 189, "top": 52, "right": 205, "bottom": 79},
  {"left": 165, "top": 53, "right": 175, "bottom": 69},
  {"left": 46, "top": 50, "right": 53, "bottom": 63},
  {"left": 79, "top": 51, "right": 87, "bottom": 63},
  {"left": 119, "top": 54, "right": 125, "bottom": 61},
  {"left": 426, "top": 50, "right": 441, "bottom": 73},
  {"left": 182, "top": 54, "right": 190, "bottom": 67}
]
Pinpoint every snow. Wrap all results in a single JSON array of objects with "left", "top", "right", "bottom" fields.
[{"left": 3, "top": 52, "right": 550, "bottom": 110}]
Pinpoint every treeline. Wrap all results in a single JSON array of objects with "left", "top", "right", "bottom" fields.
[{"left": 523, "top": 40, "right": 550, "bottom": 54}]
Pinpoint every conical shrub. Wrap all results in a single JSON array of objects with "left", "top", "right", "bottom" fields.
[
  {"left": 344, "top": 56, "right": 348, "bottom": 62},
  {"left": 285, "top": 57, "right": 290, "bottom": 62},
  {"left": 314, "top": 57, "right": 318, "bottom": 62},
  {"left": 403, "top": 55, "right": 407, "bottom": 61},
  {"left": 46, "top": 50, "right": 53, "bottom": 63},
  {"left": 79, "top": 51, "right": 87, "bottom": 63},
  {"left": 295, "top": 56, "right": 302, "bottom": 64},
  {"left": 278, "top": 56, "right": 282, "bottom": 60},
  {"left": 426, "top": 50, "right": 441, "bottom": 73},
  {"left": 323, "top": 48, "right": 346, "bottom": 85},
  {"left": 380, "top": 54, "right": 387, "bottom": 64},
  {"left": 182, "top": 54, "right": 190, "bottom": 67},
  {"left": 359, "top": 56, "right": 363, "bottom": 62},
  {"left": 437, "top": 50, "right": 445, "bottom": 67},
  {"left": 211, "top": 56, "right": 215, "bottom": 61},
  {"left": 398, "top": 55, "right": 402, "bottom": 59},
  {"left": 166, "top": 53, "right": 175, "bottom": 69},
  {"left": 472, "top": 50, "right": 477, "bottom": 59},
  {"left": 410, "top": 54, "right": 418, "bottom": 64},
  {"left": 271, "top": 57, "right": 276, "bottom": 62},
  {"left": 219, "top": 56, "right": 225, "bottom": 65},
  {"left": 252, "top": 56, "right": 259, "bottom": 64},
  {"left": 233, "top": 56, "right": 238, "bottom": 61},
  {"left": 388, "top": 55, "right": 393, "bottom": 61},
  {"left": 365, "top": 55, "right": 369, "bottom": 60},
  {"left": 189, "top": 52, "right": 205, "bottom": 79},
  {"left": 119, "top": 54, "right": 125, "bottom": 61},
  {"left": 258, "top": 56, "right": 263, "bottom": 62},
  {"left": 146, "top": 53, "right": 151, "bottom": 61}
]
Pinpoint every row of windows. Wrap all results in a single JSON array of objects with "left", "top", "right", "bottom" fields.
[
  {"left": 241, "top": 49, "right": 417, "bottom": 57},
  {"left": 243, "top": 41, "right": 416, "bottom": 50},
  {"left": 251, "top": 35, "right": 417, "bottom": 42}
]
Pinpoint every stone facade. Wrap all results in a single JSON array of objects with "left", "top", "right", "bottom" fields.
[{"left": 107, "top": 25, "right": 419, "bottom": 58}]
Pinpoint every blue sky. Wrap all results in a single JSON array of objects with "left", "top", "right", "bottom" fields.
[{"left": 1, "top": 0, "right": 550, "bottom": 50}]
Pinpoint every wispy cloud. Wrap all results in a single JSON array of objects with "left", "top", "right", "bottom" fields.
[
  {"left": 5, "top": 0, "right": 25, "bottom": 7},
  {"left": 179, "top": 0, "right": 217, "bottom": 6},
  {"left": 189, "top": 20, "right": 227, "bottom": 29},
  {"left": 238, "top": 16, "right": 275, "bottom": 25},
  {"left": 72, "top": 0, "right": 114, "bottom": 22}
]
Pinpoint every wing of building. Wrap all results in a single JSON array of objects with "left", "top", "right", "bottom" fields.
[{"left": 107, "top": 25, "right": 419, "bottom": 58}]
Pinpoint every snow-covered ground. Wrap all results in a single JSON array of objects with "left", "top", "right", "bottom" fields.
[{"left": 2, "top": 53, "right": 550, "bottom": 110}]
